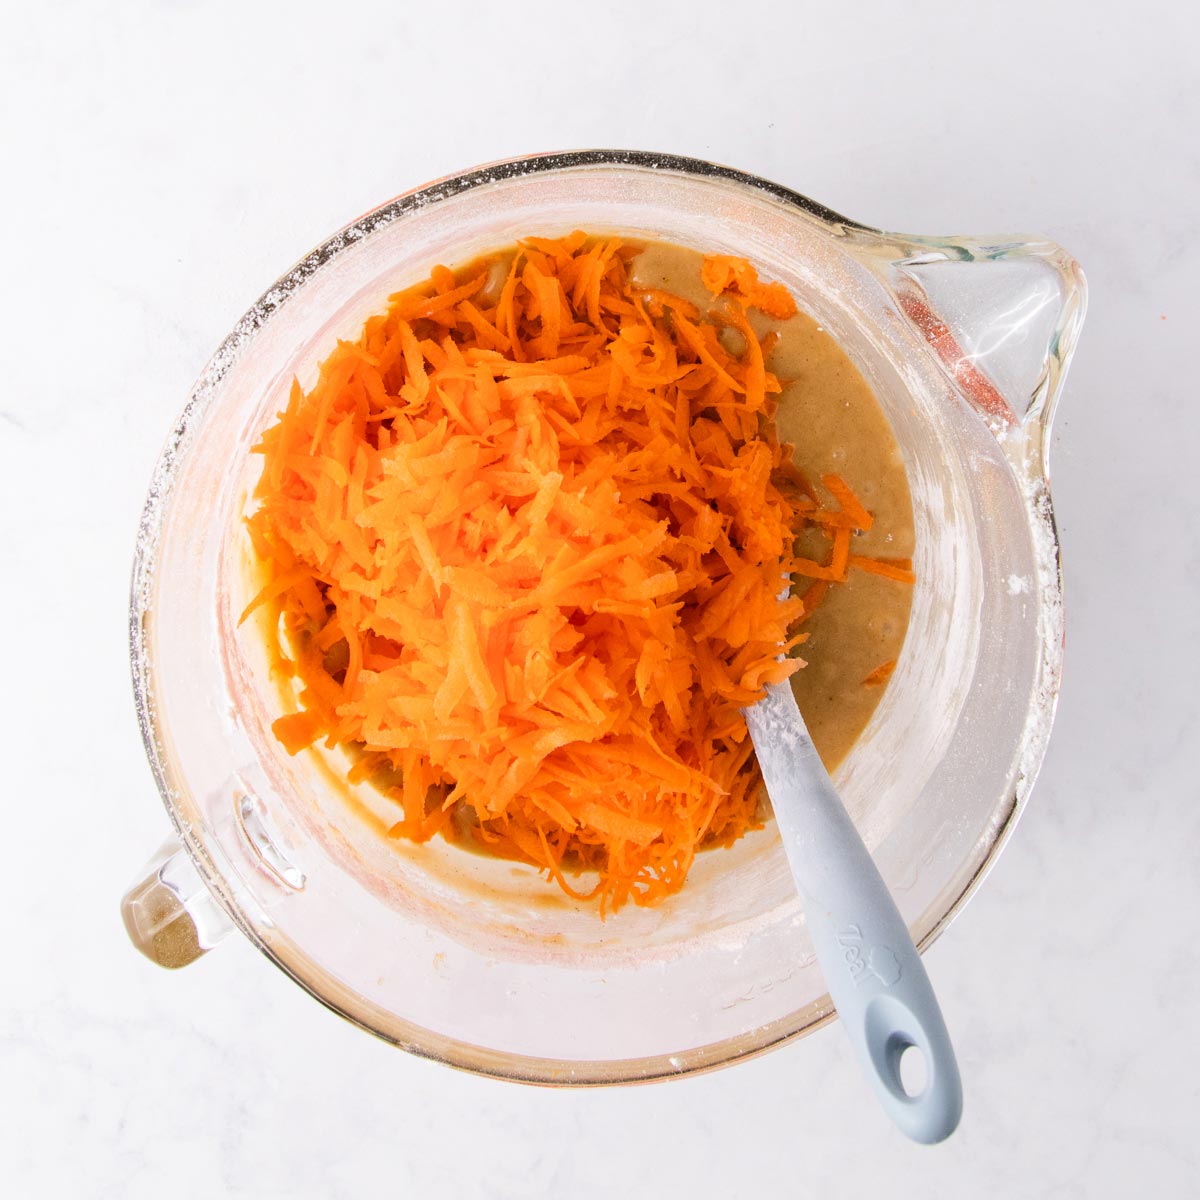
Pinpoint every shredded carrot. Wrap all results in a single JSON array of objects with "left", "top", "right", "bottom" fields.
[
  {"left": 819, "top": 474, "right": 874, "bottom": 531},
  {"left": 242, "top": 234, "right": 912, "bottom": 912},
  {"left": 847, "top": 554, "right": 917, "bottom": 584},
  {"left": 862, "top": 659, "right": 897, "bottom": 687},
  {"left": 798, "top": 579, "right": 830, "bottom": 622},
  {"left": 271, "top": 710, "right": 324, "bottom": 755},
  {"left": 700, "top": 255, "right": 799, "bottom": 319}
]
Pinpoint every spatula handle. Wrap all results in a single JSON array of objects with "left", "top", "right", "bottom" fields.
[{"left": 746, "top": 680, "right": 962, "bottom": 1144}]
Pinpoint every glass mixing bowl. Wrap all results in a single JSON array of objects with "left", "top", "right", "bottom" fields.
[{"left": 121, "top": 150, "right": 1085, "bottom": 1082}]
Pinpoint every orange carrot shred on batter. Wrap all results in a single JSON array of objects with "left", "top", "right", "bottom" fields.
[
  {"left": 861, "top": 659, "right": 897, "bottom": 687},
  {"left": 847, "top": 554, "right": 917, "bottom": 584},
  {"left": 700, "top": 254, "right": 798, "bottom": 319},
  {"left": 242, "top": 235, "right": 911, "bottom": 913},
  {"left": 271, "top": 710, "right": 325, "bottom": 755},
  {"left": 820, "top": 474, "right": 874, "bottom": 532}
]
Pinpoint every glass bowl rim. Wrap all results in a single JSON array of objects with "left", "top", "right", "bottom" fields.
[{"left": 129, "top": 148, "right": 1046, "bottom": 1085}]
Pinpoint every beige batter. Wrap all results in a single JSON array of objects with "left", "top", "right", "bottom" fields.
[{"left": 630, "top": 243, "right": 915, "bottom": 771}]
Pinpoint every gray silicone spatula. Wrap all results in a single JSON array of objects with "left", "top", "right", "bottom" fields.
[{"left": 744, "top": 677, "right": 963, "bottom": 1143}]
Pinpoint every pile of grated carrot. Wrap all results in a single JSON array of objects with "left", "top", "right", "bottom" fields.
[{"left": 242, "top": 232, "right": 910, "bottom": 912}]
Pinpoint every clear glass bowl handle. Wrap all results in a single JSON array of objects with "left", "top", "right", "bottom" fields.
[{"left": 121, "top": 837, "right": 234, "bottom": 968}]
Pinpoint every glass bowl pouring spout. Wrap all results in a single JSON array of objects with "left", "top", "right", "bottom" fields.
[
  {"left": 859, "top": 222, "right": 1087, "bottom": 814},
  {"left": 866, "top": 229, "right": 1087, "bottom": 476}
]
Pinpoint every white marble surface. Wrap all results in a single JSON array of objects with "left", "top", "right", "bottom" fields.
[{"left": 2, "top": 2, "right": 1197, "bottom": 1196}]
